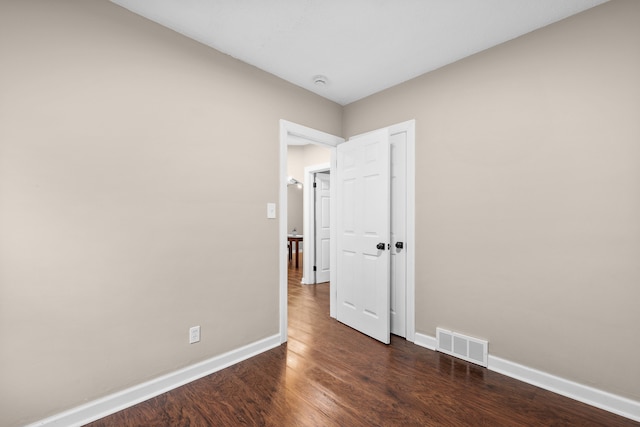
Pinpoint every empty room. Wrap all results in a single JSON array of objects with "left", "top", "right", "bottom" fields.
[{"left": 1, "top": 0, "right": 639, "bottom": 426}]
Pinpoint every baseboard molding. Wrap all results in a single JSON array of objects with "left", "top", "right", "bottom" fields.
[
  {"left": 26, "top": 334, "right": 281, "bottom": 427},
  {"left": 413, "top": 331, "right": 437, "bottom": 350},
  {"left": 488, "top": 355, "right": 640, "bottom": 422},
  {"left": 413, "top": 333, "right": 640, "bottom": 423}
]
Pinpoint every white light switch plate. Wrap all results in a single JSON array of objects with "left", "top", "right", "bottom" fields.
[
  {"left": 267, "top": 203, "right": 276, "bottom": 219},
  {"left": 189, "top": 326, "right": 200, "bottom": 344}
]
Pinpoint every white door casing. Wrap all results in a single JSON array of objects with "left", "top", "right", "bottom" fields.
[
  {"left": 336, "top": 128, "right": 391, "bottom": 344},
  {"left": 314, "top": 172, "right": 331, "bottom": 283}
]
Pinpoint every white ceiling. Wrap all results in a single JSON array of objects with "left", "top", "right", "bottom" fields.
[{"left": 110, "top": 0, "right": 608, "bottom": 106}]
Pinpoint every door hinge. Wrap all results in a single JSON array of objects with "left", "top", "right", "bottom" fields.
[
  {"left": 313, "top": 182, "right": 317, "bottom": 188},
  {"left": 313, "top": 266, "right": 317, "bottom": 271}
]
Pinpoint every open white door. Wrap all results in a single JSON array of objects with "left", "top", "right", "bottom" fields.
[
  {"left": 336, "top": 128, "right": 391, "bottom": 344},
  {"left": 314, "top": 172, "right": 331, "bottom": 283}
]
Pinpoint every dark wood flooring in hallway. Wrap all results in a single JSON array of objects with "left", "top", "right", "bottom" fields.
[{"left": 87, "top": 259, "right": 637, "bottom": 426}]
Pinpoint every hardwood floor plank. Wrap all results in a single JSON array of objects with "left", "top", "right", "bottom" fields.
[{"left": 87, "top": 260, "right": 638, "bottom": 426}]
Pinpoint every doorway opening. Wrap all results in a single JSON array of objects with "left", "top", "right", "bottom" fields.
[
  {"left": 279, "top": 120, "right": 343, "bottom": 343},
  {"left": 279, "top": 119, "right": 416, "bottom": 345},
  {"left": 302, "top": 164, "right": 331, "bottom": 285}
]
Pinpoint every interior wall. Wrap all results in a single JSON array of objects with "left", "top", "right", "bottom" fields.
[
  {"left": 2, "top": 0, "right": 638, "bottom": 425},
  {"left": 286, "top": 144, "right": 330, "bottom": 235},
  {"left": 286, "top": 145, "right": 304, "bottom": 183},
  {"left": 287, "top": 144, "right": 331, "bottom": 185},
  {"left": 287, "top": 185, "right": 303, "bottom": 235},
  {"left": 286, "top": 146, "right": 304, "bottom": 234},
  {"left": 343, "top": 0, "right": 640, "bottom": 401},
  {"left": 0, "top": 1, "right": 342, "bottom": 426}
]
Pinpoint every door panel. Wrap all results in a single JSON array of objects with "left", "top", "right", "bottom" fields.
[{"left": 336, "top": 129, "right": 390, "bottom": 344}]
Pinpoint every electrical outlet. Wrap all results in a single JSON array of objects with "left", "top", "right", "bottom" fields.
[{"left": 189, "top": 326, "right": 200, "bottom": 344}]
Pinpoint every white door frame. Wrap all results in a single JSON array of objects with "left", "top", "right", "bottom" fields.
[
  {"left": 302, "top": 163, "right": 331, "bottom": 285},
  {"left": 404, "top": 119, "right": 416, "bottom": 342},
  {"left": 279, "top": 120, "right": 343, "bottom": 343},
  {"left": 279, "top": 119, "right": 416, "bottom": 344}
]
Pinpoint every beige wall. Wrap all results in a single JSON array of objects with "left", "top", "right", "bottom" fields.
[
  {"left": 2, "top": 0, "right": 639, "bottom": 425},
  {"left": 287, "top": 185, "right": 303, "bottom": 235},
  {"left": 286, "top": 144, "right": 330, "bottom": 234},
  {"left": 287, "top": 144, "right": 331, "bottom": 185},
  {"left": 344, "top": 0, "right": 640, "bottom": 401},
  {"left": 0, "top": 1, "right": 341, "bottom": 426}
]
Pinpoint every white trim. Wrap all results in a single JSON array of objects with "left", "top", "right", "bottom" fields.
[
  {"left": 414, "top": 332, "right": 437, "bottom": 351},
  {"left": 26, "top": 334, "right": 281, "bottom": 427},
  {"left": 279, "top": 121, "right": 289, "bottom": 343},
  {"left": 488, "top": 355, "right": 640, "bottom": 423},
  {"left": 390, "top": 120, "right": 416, "bottom": 342},
  {"left": 413, "top": 333, "right": 640, "bottom": 422},
  {"left": 302, "top": 162, "right": 330, "bottom": 285},
  {"left": 329, "top": 148, "right": 337, "bottom": 317},
  {"left": 279, "top": 120, "right": 343, "bottom": 338}
]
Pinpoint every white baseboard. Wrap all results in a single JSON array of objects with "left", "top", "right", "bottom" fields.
[
  {"left": 26, "top": 334, "right": 281, "bottom": 427},
  {"left": 413, "top": 333, "right": 640, "bottom": 423},
  {"left": 488, "top": 355, "right": 640, "bottom": 422},
  {"left": 413, "top": 331, "right": 437, "bottom": 350}
]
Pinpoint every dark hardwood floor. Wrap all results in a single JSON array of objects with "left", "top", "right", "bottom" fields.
[{"left": 87, "top": 259, "right": 637, "bottom": 426}]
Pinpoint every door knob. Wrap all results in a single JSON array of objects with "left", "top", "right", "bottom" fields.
[
  {"left": 376, "top": 242, "right": 386, "bottom": 250},
  {"left": 395, "top": 242, "right": 404, "bottom": 249}
]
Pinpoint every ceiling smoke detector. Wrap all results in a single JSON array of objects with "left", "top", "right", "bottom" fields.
[{"left": 313, "top": 75, "right": 328, "bottom": 86}]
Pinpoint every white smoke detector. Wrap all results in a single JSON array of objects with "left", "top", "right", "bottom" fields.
[{"left": 313, "top": 75, "right": 328, "bottom": 86}]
